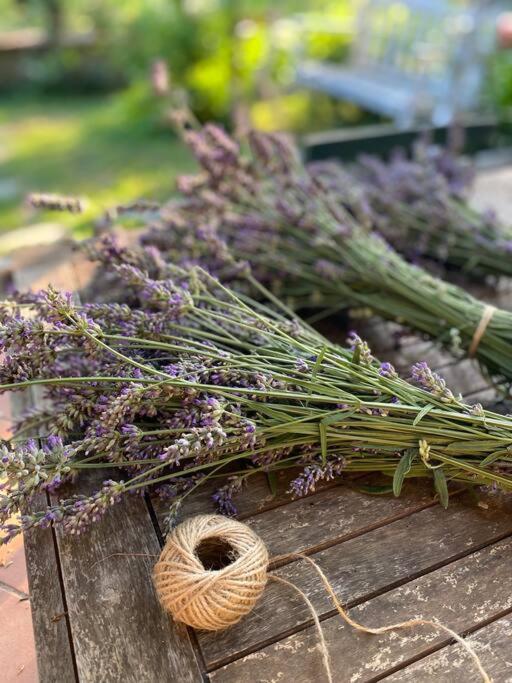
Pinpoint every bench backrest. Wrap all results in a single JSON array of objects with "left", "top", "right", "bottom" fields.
[{"left": 352, "top": 0, "right": 482, "bottom": 90}]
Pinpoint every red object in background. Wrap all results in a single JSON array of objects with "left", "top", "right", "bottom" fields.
[{"left": 497, "top": 12, "right": 512, "bottom": 49}]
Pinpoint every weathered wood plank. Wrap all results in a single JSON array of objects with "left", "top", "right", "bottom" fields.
[
  {"left": 22, "top": 490, "right": 77, "bottom": 683},
  {"left": 53, "top": 471, "right": 203, "bottom": 683},
  {"left": 12, "top": 386, "right": 76, "bottom": 683},
  {"left": 384, "top": 614, "right": 512, "bottom": 682},
  {"left": 465, "top": 386, "right": 502, "bottom": 406},
  {"left": 160, "top": 478, "right": 435, "bottom": 554},
  {"left": 209, "top": 536, "right": 512, "bottom": 682},
  {"left": 151, "top": 467, "right": 429, "bottom": 528},
  {"left": 9, "top": 256, "right": 78, "bottom": 683},
  {"left": 10, "top": 242, "right": 76, "bottom": 290},
  {"left": 47, "top": 253, "right": 204, "bottom": 682},
  {"left": 236, "top": 482, "right": 434, "bottom": 558},
  {"left": 433, "top": 359, "right": 490, "bottom": 399},
  {"left": 199, "top": 496, "right": 512, "bottom": 669},
  {"left": 386, "top": 341, "right": 451, "bottom": 374},
  {"left": 152, "top": 468, "right": 292, "bottom": 524}
]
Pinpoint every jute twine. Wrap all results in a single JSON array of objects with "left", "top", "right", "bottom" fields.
[
  {"left": 153, "top": 515, "right": 268, "bottom": 630},
  {"left": 153, "top": 514, "right": 491, "bottom": 683},
  {"left": 469, "top": 304, "right": 496, "bottom": 358}
]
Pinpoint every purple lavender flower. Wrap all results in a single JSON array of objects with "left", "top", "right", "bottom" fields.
[
  {"left": 411, "top": 362, "right": 455, "bottom": 402},
  {"left": 295, "top": 358, "right": 309, "bottom": 373},
  {"left": 212, "top": 476, "right": 244, "bottom": 517},
  {"left": 289, "top": 456, "right": 346, "bottom": 498},
  {"left": 347, "top": 331, "right": 374, "bottom": 365},
  {"left": 379, "top": 362, "right": 398, "bottom": 379}
]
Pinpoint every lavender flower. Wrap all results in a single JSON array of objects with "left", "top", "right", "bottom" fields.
[
  {"left": 411, "top": 362, "right": 455, "bottom": 403},
  {"left": 347, "top": 331, "right": 374, "bottom": 365},
  {"left": 212, "top": 476, "right": 244, "bottom": 516},
  {"left": 289, "top": 456, "right": 347, "bottom": 498},
  {"left": 379, "top": 362, "right": 398, "bottom": 379}
]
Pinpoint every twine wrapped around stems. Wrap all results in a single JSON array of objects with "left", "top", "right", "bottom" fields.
[
  {"left": 154, "top": 515, "right": 490, "bottom": 683},
  {"left": 469, "top": 305, "right": 497, "bottom": 358}
]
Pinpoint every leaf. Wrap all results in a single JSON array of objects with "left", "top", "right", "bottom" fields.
[
  {"left": 306, "top": 345, "right": 328, "bottom": 404},
  {"left": 355, "top": 484, "right": 394, "bottom": 495},
  {"left": 413, "top": 403, "right": 435, "bottom": 426},
  {"left": 446, "top": 439, "right": 503, "bottom": 453},
  {"left": 433, "top": 468, "right": 449, "bottom": 509},
  {"left": 266, "top": 471, "right": 278, "bottom": 498},
  {"left": 319, "top": 422, "right": 328, "bottom": 466},
  {"left": 321, "top": 405, "right": 360, "bottom": 426},
  {"left": 311, "top": 344, "right": 327, "bottom": 388},
  {"left": 393, "top": 449, "right": 415, "bottom": 497},
  {"left": 480, "top": 449, "right": 508, "bottom": 467}
]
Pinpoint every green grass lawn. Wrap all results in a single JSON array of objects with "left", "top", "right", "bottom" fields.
[{"left": 0, "top": 87, "right": 196, "bottom": 245}]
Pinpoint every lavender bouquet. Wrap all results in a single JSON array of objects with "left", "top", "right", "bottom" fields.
[
  {"left": 310, "top": 143, "right": 512, "bottom": 279},
  {"left": 98, "top": 124, "right": 512, "bottom": 386},
  {"left": 1, "top": 264, "right": 512, "bottom": 544}
]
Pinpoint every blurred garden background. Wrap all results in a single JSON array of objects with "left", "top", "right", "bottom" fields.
[{"left": 1, "top": 0, "right": 512, "bottom": 246}]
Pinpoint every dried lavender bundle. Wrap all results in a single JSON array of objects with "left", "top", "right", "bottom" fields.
[
  {"left": 1, "top": 266, "right": 511, "bottom": 543},
  {"left": 310, "top": 143, "right": 512, "bottom": 278},
  {"left": 106, "top": 124, "right": 512, "bottom": 385}
]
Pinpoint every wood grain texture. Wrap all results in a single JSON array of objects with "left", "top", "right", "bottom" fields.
[
  {"left": 199, "top": 495, "right": 512, "bottom": 668},
  {"left": 53, "top": 472, "right": 203, "bottom": 683},
  {"left": 47, "top": 253, "right": 204, "bottom": 682},
  {"left": 10, "top": 257, "right": 78, "bottom": 683},
  {"left": 236, "top": 482, "right": 434, "bottom": 558},
  {"left": 152, "top": 468, "right": 296, "bottom": 524},
  {"left": 384, "top": 614, "right": 512, "bottom": 682},
  {"left": 152, "top": 469, "right": 432, "bottom": 536},
  {"left": 209, "top": 537, "right": 512, "bottom": 682},
  {"left": 22, "top": 492, "right": 77, "bottom": 683}
]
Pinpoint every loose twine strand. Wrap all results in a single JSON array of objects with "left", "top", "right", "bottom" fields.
[
  {"left": 152, "top": 515, "right": 491, "bottom": 683},
  {"left": 271, "top": 552, "right": 490, "bottom": 683},
  {"left": 469, "top": 304, "right": 496, "bottom": 357}
]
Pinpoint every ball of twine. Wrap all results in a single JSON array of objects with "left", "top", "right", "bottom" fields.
[{"left": 153, "top": 514, "right": 269, "bottom": 631}]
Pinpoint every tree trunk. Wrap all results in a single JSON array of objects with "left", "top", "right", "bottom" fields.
[{"left": 45, "top": 0, "right": 64, "bottom": 47}]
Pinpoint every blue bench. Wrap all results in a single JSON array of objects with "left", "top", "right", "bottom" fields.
[{"left": 294, "top": 0, "right": 503, "bottom": 128}]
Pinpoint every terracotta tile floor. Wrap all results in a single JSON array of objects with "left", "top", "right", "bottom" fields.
[{"left": 0, "top": 394, "right": 38, "bottom": 682}]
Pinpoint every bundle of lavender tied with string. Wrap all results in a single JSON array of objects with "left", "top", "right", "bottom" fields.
[
  {"left": 91, "top": 121, "right": 512, "bottom": 387},
  {"left": 309, "top": 141, "right": 512, "bottom": 279},
  {"left": 1, "top": 261, "right": 512, "bottom": 545}
]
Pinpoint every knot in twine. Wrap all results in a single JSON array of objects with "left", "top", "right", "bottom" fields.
[
  {"left": 153, "top": 514, "right": 268, "bottom": 631},
  {"left": 153, "top": 515, "right": 490, "bottom": 683}
]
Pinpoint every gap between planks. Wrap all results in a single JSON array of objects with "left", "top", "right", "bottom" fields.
[
  {"left": 382, "top": 612, "right": 512, "bottom": 682},
  {"left": 369, "top": 604, "right": 512, "bottom": 683},
  {"left": 208, "top": 535, "right": 512, "bottom": 682}
]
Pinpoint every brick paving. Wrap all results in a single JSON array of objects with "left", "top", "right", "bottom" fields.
[{"left": 0, "top": 393, "right": 38, "bottom": 682}]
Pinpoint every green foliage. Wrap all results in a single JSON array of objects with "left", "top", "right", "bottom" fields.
[
  {"left": 0, "top": 89, "right": 196, "bottom": 240},
  {"left": 489, "top": 50, "right": 512, "bottom": 123},
  {"left": 0, "top": 1, "right": 355, "bottom": 121}
]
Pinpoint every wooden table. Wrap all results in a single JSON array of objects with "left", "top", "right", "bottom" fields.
[{"left": 8, "top": 166, "right": 512, "bottom": 683}]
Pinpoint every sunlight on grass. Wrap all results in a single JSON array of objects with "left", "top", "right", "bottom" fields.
[{"left": 0, "top": 88, "right": 196, "bottom": 243}]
